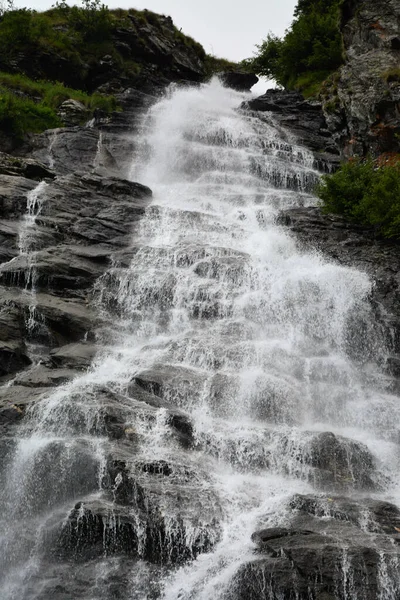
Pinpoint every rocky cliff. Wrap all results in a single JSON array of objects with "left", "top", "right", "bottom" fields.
[{"left": 321, "top": 0, "right": 400, "bottom": 158}]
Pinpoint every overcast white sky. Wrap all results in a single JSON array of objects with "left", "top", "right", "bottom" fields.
[{"left": 20, "top": 0, "right": 297, "bottom": 62}]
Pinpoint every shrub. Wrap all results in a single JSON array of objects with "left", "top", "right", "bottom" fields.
[
  {"left": 55, "top": 0, "right": 111, "bottom": 42},
  {"left": 316, "top": 158, "right": 400, "bottom": 238}
]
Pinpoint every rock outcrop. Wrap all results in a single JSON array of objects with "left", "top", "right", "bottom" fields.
[
  {"left": 244, "top": 90, "right": 341, "bottom": 171},
  {"left": 232, "top": 494, "right": 400, "bottom": 600},
  {"left": 322, "top": 0, "right": 400, "bottom": 158},
  {"left": 278, "top": 206, "right": 400, "bottom": 374},
  {"left": 219, "top": 71, "right": 258, "bottom": 92}
]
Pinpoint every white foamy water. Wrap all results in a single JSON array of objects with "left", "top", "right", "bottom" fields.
[{"left": 0, "top": 79, "right": 399, "bottom": 599}]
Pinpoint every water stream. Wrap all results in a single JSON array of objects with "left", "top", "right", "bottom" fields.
[{"left": 0, "top": 80, "right": 399, "bottom": 599}]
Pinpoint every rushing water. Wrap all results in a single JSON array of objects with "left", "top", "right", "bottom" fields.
[{"left": 1, "top": 80, "right": 400, "bottom": 599}]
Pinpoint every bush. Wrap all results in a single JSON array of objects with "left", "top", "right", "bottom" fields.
[
  {"left": 316, "top": 158, "right": 400, "bottom": 238},
  {"left": 246, "top": 0, "right": 343, "bottom": 95},
  {"left": 54, "top": 0, "right": 111, "bottom": 42}
]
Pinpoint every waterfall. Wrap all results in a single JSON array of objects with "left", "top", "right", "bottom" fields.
[{"left": 0, "top": 79, "right": 399, "bottom": 599}]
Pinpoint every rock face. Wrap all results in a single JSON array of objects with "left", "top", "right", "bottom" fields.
[
  {"left": 279, "top": 206, "right": 400, "bottom": 372},
  {"left": 322, "top": 0, "right": 400, "bottom": 157},
  {"left": 233, "top": 494, "right": 400, "bottom": 600},
  {"left": 244, "top": 90, "right": 341, "bottom": 171}
]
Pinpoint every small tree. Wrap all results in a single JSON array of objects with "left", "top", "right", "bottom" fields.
[{"left": 68, "top": 0, "right": 111, "bottom": 42}]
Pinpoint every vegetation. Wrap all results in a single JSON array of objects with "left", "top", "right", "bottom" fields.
[
  {"left": 244, "top": 0, "right": 344, "bottom": 96},
  {"left": 382, "top": 67, "right": 400, "bottom": 83},
  {"left": 0, "top": 1, "right": 209, "bottom": 137},
  {"left": 0, "top": 71, "right": 117, "bottom": 137},
  {"left": 204, "top": 55, "right": 239, "bottom": 78},
  {"left": 316, "top": 158, "right": 400, "bottom": 239}
]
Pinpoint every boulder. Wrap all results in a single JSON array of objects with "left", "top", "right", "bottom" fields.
[
  {"left": 57, "top": 99, "right": 90, "bottom": 128},
  {"left": 219, "top": 71, "right": 258, "bottom": 92},
  {"left": 305, "top": 431, "right": 378, "bottom": 490}
]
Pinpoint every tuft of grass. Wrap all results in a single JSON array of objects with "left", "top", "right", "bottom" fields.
[
  {"left": 204, "top": 55, "right": 239, "bottom": 77},
  {"left": 293, "top": 70, "right": 333, "bottom": 98},
  {"left": 382, "top": 67, "right": 400, "bottom": 83}
]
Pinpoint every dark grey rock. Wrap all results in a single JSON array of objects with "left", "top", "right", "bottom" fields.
[
  {"left": 279, "top": 206, "right": 400, "bottom": 375},
  {"left": 48, "top": 343, "right": 97, "bottom": 370},
  {"left": 306, "top": 431, "right": 378, "bottom": 491},
  {"left": 219, "top": 71, "right": 258, "bottom": 92},
  {"left": 244, "top": 89, "right": 340, "bottom": 165},
  {"left": 0, "top": 151, "right": 55, "bottom": 181}
]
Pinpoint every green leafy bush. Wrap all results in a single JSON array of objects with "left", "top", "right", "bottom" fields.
[
  {"left": 246, "top": 0, "right": 343, "bottom": 95},
  {"left": 316, "top": 159, "right": 400, "bottom": 238}
]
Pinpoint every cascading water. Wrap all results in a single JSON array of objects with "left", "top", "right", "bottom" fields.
[{"left": 1, "top": 79, "right": 400, "bottom": 600}]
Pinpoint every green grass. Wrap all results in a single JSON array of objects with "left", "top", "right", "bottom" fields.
[
  {"left": 0, "top": 92, "right": 61, "bottom": 136},
  {"left": 204, "top": 55, "right": 239, "bottom": 77},
  {"left": 0, "top": 71, "right": 117, "bottom": 137},
  {"left": 316, "top": 158, "right": 400, "bottom": 239},
  {"left": 293, "top": 70, "right": 333, "bottom": 98}
]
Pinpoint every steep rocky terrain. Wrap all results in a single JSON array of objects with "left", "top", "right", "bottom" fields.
[
  {"left": 0, "top": 1, "right": 399, "bottom": 599},
  {"left": 321, "top": 0, "right": 400, "bottom": 158}
]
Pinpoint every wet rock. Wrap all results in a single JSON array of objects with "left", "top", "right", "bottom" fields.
[
  {"left": 290, "top": 494, "right": 400, "bottom": 536},
  {"left": 0, "top": 340, "right": 31, "bottom": 376},
  {"left": 127, "top": 382, "right": 194, "bottom": 447},
  {"left": 0, "top": 403, "right": 25, "bottom": 426},
  {"left": 13, "top": 366, "right": 79, "bottom": 388},
  {"left": 0, "top": 288, "right": 98, "bottom": 344},
  {"left": 28, "top": 128, "right": 100, "bottom": 175},
  {"left": 219, "top": 71, "right": 258, "bottom": 92},
  {"left": 0, "top": 249, "right": 106, "bottom": 294},
  {"left": 306, "top": 431, "right": 378, "bottom": 491},
  {"left": 0, "top": 174, "right": 37, "bottom": 219},
  {"left": 244, "top": 89, "right": 340, "bottom": 163},
  {"left": 279, "top": 206, "right": 400, "bottom": 374},
  {"left": 0, "top": 220, "right": 19, "bottom": 265},
  {"left": 0, "top": 384, "right": 47, "bottom": 411},
  {"left": 56, "top": 455, "right": 221, "bottom": 565},
  {"left": 133, "top": 364, "right": 205, "bottom": 406},
  {"left": 49, "top": 343, "right": 97, "bottom": 370},
  {"left": 235, "top": 492, "right": 400, "bottom": 600}
]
